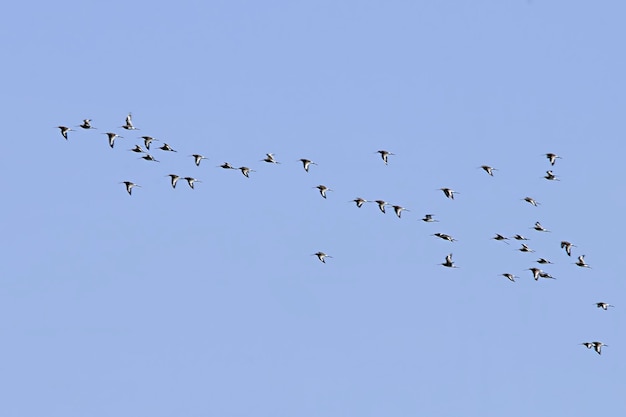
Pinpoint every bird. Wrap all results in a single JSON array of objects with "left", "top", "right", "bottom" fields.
[
  {"left": 527, "top": 267, "right": 543, "bottom": 280},
  {"left": 439, "top": 188, "right": 458, "bottom": 199},
  {"left": 190, "top": 154, "right": 206, "bottom": 165},
  {"left": 159, "top": 143, "right": 177, "bottom": 152},
  {"left": 238, "top": 167, "right": 255, "bottom": 178},
  {"left": 121, "top": 113, "right": 138, "bottom": 130},
  {"left": 374, "top": 200, "right": 389, "bottom": 213},
  {"left": 545, "top": 153, "right": 562, "bottom": 166},
  {"left": 78, "top": 119, "right": 95, "bottom": 129},
  {"left": 392, "top": 205, "right": 409, "bottom": 218},
  {"left": 512, "top": 234, "right": 529, "bottom": 241},
  {"left": 580, "top": 342, "right": 594, "bottom": 349},
  {"left": 219, "top": 162, "right": 236, "bottom": 169},
  {"left": 167, "top": 174, "right": 180, "bottom": 189},
  {"left": 575, "top": 255, "right": 591, "bottom": 268},
  {"left": 120, "top": 181, "right": 140, "bottom": 195},
  {"left": 129, "top": 144, "right": 146, "bottom": 153},
  {"left": 262, "top": 153, "right": 280, "bottom": 164},
  {"left": 532, "top": 221, "right": 549, "bottom": 232},
  {"left": 492, "top": 234, "right": 509, "bottom": 244},
  {"left": 595, "top": 302, "right": 614, "bottom": 310},
  {"left": 56, "top": 126, "right": 73, "bottom": 140},
  {"left": 536, "top": 258, "right": 553, "bottom": 264},
  {"left": 592, "top": 341, "right": 607, "bottom": 355},
  {"left": 433, "top": 233, "right": 456, "bottom": 242},
  {"left": 422, "top": 214, "right": 439, "bottom": 222},
  {"left": 523, "top": 197, "right": 540, "bottom": 206},
  {"left": 299, "top": 159, "right": 317, "bottom": 172},
  {"left": 376, "top": 150, "right": 394, "bottom": 165},
  {"left": 313, "top": 251, "right": 332, "bottom": 263},
  {"left": 141, "top": 154, "right": 159, "bottom": 162},
  {"left": 560, "top": 241, "right": 576, "bottom": 256},
  {"left": 517, "top": 243, "right": 534, "bottom": 253},
  {"left": 441, "top": 253, "right": 458, "bottom": 268},
  {"left": 315, "top": 185, "right": 332, "bottom": 199},
  {"left": 350, "top": 198, "right": 368, "bottom": 208},
  {"left": 544, "top": 170, "right": 559, "bottom": 181},
  {"left": 183, "top": 177, "right": 200, "bottom": 189},
  {"left": 140, "top": 136, "right": 157, "bottom": 150},
  {"left": 103, "top": 132, "right": 123, "bottom": 148},
  {"left": 480, "top": 165, "right": 497, "bottom": 176},
  {"left": 501, "top": 273, "right": 517, "bottom": 282},
  {"left": 539, "top": 271, "right": 555, "bottom": 279}
]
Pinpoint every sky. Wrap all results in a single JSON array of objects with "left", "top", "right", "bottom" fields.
[{"left": 1, "top": 1, "right": 625, "bottom": 416}]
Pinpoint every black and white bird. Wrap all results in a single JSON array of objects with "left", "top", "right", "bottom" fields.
[
  {"left": 120, "top": 181, "right": 140, "bottom": 195},
  {"left": 536, "top": 258, "right": 553, "bottom": 264},
  {"left": 299, "top": 159, "right": 317, "bottom": 172},
  {"left": 78, "top": 119, "right": 95, "bottom": 129},
  {"left": 492, "top": 234, "right": 509, "bottom": 244},
  {"left": 532, "top": 221, "right": 549, "bottom": 232},
  {"left": 512, "top": 234, "right": 529, "bottom": 241},
  {"left": 191, "top": 154, "right": 207, "bottom": 165},
  {"left": 480, "top": 165, "right": 497, "bottom": 176},
  {"left": 433, "top": 233, "right": 456, "bottom": 242},
  {"left": 392, "top": 205, "right": 409, "bottom": 218},
  {"left": 441, "top": 253, "right": 458, "bottom": 268},
  {"left": 501, "top": 273, "right": 517, "bottom": 282},
  {"left": 595, "top": 302, "right": 614, "bottom": 310},
  {"left": 374, "top": 200, "right": 389, "bottom": 213},
  {"left": 141, "top": 136, "right": 157, "bottom": 150},
  {"left": 262, "top": 153, "right": 280, "bottom": 164},
  {"left": 517, "top": 243, "right": 534, "bottom": 253},
  {"left": 238, "top": 167, "right": 255, "bottom": 178},
  {"left": 313, "top": 251, "right": 332, "bottom": 263},
  {"left": 523, "top": 197, "right": 540, "bottom": 207},
  {"left": 219, "top": 162, "right": 236, "bottom": 169},
  {"left": 376, "top": 150, "right": 394, "bottom": 165},
  {"left": 159, "top": 143, "right": 177, "bottom": 152},
  {"left": 575, "top": 255, "right": 591, "bottom": 268},
  {"left": 141, "top": 154, "right": 159, "bottom": 162},
  {"left": 544, "top": 170, "right": 559, "bottom": 181},
  {"left": 422, "top": 214, "right": 439, "bottom": 223},
  {"left": 351, "top": 198, "right": 368, "bottom": 208},
  {"left": 56, "top": 126, "right": 73, "bottom": 140},
  {"left": 560, "top": 241, "right": 576, "bottom": 256},
  {"left": 121, "top": 113, "right": 138, "bottom": 130},
  {"left": 129, "top": 144, "right": 146, "bottom": 153},
  {"left": 439, "top": 188, "right": 458, "bottom": 200},
  {"left": 315, "top": 185, "right": 332, "bottom": 199},
  {"left": 545, "top": 153, "right": 562, "bottom": 166},
  {"left": 103, "top": 132, "right": 123, "bottom": 148},
  {"left": 592, "top": 341, "right": 607, "bottom": 355},
  {"left": 183, "top": 177, "right": 200, "bottom": 189},
  {"left": 167, "top": 174, "right": 180, "bottom": 189}
]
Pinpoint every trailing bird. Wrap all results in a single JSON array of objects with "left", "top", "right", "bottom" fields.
[
  {"left": 492, "top": 234, "right": 509, "bottom": 244},
  {"left": 141, "top": 154, "right": 159, "bottom": 162},
  {"left": 545, "top": 153, "right": 562, "bottom": 165},
  {"left": 536, "top": 258, "right": 553, "bottom": 264},
  {"left": 129, "top": 144, "right": 146, "bottom": 153},
  {"left": 580, "top": 342, "right": 594, "bottom": 349},
  {"left": 595, "top": 302, "right": 614, "bottom": 310},
  {"left": 392, "top": 205, "right": 409, "bottom": 218},
  {"left": 501, "top": 273, "right": 517, "bottom": 282},
  {"left": 313, "top": 251, "right": 332, "bottom": 263},
  {"left": 575, "top": 255, "right": 591, "bottom": 268},
  {"left": 560, "top": 241, "right": 576, "bottom": 256},
  {"left": 159, "top": 143, "right": 177, "bottom": 152},
  {"left": 422, "top": 214, "right": 439, "bottom": 222},
  {"left": 512, "top": 234, "right": 529, "bottom": 241},
  {"left": 238, "top": 167, "right": 255, "bottom": 178},
  {"left": 299, "top": 159, "right": 317, "bottom": 172},
  {"left": 523, "top": 197, "right": 540, "bottom": 206},
  {"left": 532, "top": 221, "right": 549, "bottom": 232},
  {"left": 140, "top": 136, "right": 157, "bottom": 150},
  {"left": 183, "top": 177, "right": 200, "bottom": 189},
  {"left": 439, "top": 188, "right": 458, "bottom": 199},
  {"left": 56, "top": 126, "right": 73, "bottom": 140},
  {"left": 103, "top": 132, "right": 123, "bottom": 148},
  {"left": 527, "top": 267, "right": 542, "bottom": 281},
  {"left": 376, "top": 150, "right": 394, "bottom": 165},
  {"left": 374, "top": 200, "right": 389, "bottom": 213},
  {"left": 120, "top": 181, "right": 140, "bottom": 195},
  {"left": 78, "top": 119, "right": 95, "bottom": 129},
  {"left": 315, "top": 185, "right": 332, "bottom": 199},
  {"left": 433, "top": 233, "right": 456, "bottom": 242},
  {"left": 219, "top": 162, "right": 236, "bottom": 169},
  {"left": 262, "top": 153, "right": 280, "bottom": 164},
  {"left": 592, "top": 341, "right": 607, "bottom": 355},
  {"left": 167, "top": 174, "right": 180, "bottom": 189},
  {"left": 121, "top": 113, "right": 138, "bottom": 130},
  {"left": 539, "top": 271, "right": 555, "bottom": 279},
  {"left": 480, "top": 165, "right": 497, "bottom": 176},
  {"left": 190, "top": 154, "right": 206, "bottom": 165},
  {"left": 440, "top": 253, "right": 458, "bottom": 268},
  {"left": 544, "top": 170, "right": 559, "bottom": 181},
  {"left": 351, "top": 198, "right": 368, "bottom": 208},
  {"left": 517, "top": 243, "right": 534, "bottom": 253}
]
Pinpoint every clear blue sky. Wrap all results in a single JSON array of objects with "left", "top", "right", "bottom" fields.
[{"left": 2, "top": 1, "right": 625, "bottom": 416}]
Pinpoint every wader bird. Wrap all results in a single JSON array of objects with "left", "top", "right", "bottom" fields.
[
  {"left": 120, "top": 181, "right": 140, "bottom": 195},
  {"left": 351, "top": 198, "right": 367, "bottom": 208},
  {"left": 299, "top": 159, "right": 317, "bottom": 172},
  {"left": 512, "top": 234, "right": 529, "bottom": 241},
  {"left": 592, "top": 341, "right": 607, "bottom": 355},
  {"left": 159, "top": 143, "right": 177, "bottom": 152},
  {"left": 239, "top": 167, "right": 255, "bottom": 178},
  {"left": 219, "top": 162, "right": 236, "bottom": 169},
  {"left": 315, "top": 185, "right": 332, "bottom": 199},
  {"left": 56, "top": 126, "right": 73, "bottom": 140},
  {"left": 517, "top": 243, "right": 534, "bottom": 253},
  {"left": 141, "top": 136, "right": 157, "bottom": 150},
  {"left": 560, "top": 241, "right": 576, "bottom": 256},
  {"left": 79, "top": 119, "right": 95, "bottom": 129},
  {"left": 121, "top": 113, "right": 138, "bottom": 130},
  {"left": 313, "top": 252, "right": 332, "bottom": 263},
  {"left": 191, "top": 154, "right": 207, "bottom": 165},
  {"left": 183, "top": 177, "right": 200, "bottom": 189},
  {"left": 575, "top": 255, "right": 591, "bottom": 268},
  {"left": 595, "top": 302, "right": 614, "bottom": 310},
  {"left": 439, "top": 188, "right": 458, "bottom": 199},
  {"left": 392, "top": 205, "right": 409, "bottom": 218},
  {"left": 103, "top": 132, "right": 123, "bottom": 148},
  {"left": 536, "top": 258, "right": 552, "bottom": 264},
  {"left": 141, "top": 154, "right": 159, "bottom": 162},
  {"left": 544, "top": 170, "right": 559, "bottom": 181},
  {"left": 129, "top": 144, "right": 146, "bottom": 153},
  {"left": 523, "top": 197, "right": 540, "bottom": 206},
  {"left": 441, "top": 253, "right": 458, "bottom": 268},
  {"left": 501, "top": 273, "right": 517, "bottom": 282},
  {"left": 433, "top": 233, "right": 456, "bottom": 242},
  {"left": 167, "top": 174, "right": 180, "bottom": 189},
  {"left": 545, "top": 153, "right": 561, "bottom": 165},
  {"left": 376, "top": 150, "right": 394, "bottom": 165},
  {"left": 492, "top": 234, "right": 509, "bottom": 244},
  {"left": 532, "top": 222, "right": 549, "bottom": 232},
  {"left": 374, "top": 200, "right": 389, "bottom": 213},
  {"left": 480, "top": 165, "right": 496, "bottom": 176},
  {"left": 422, "top": 214, "right": 438, "bottom": 222},
  {"left": 262, "top": 153, "right": 280, "bottom": 164}
]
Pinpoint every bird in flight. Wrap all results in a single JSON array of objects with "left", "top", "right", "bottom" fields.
[
  {"left": 141, "top": 136, "right": 157, "bottom": 150},
  {"left": 315, "top": 185, "right": 332, "bottom": 199},
  {"left": 350, "top": 198, "right": 368, "bottom": 208},
  {"left": 313, "top": 251, "right": 332, "bottom": 263},
  {"left": 374, "top": 200, "right": 389, "bottom": 213},
  {"left": 79, "top": 119, "right": 95, "bottom": 129},
  {"left": 422, "top": 214, "right": 438, "bottom": 222},
  {"left": 103, "top": 132, "right": 123, "bottom": 148},
  {"left": 433, "top": 233, "right": 456, "bottom": 242},
  {"left": 56, "top": 126, "right": 73, "bottom": 140},
  {"left": 121, "top": 113, "right": 138, "bottom": 130},
  {"left": 159, "top": 143, "right": 177, "bottom": 152},
  {"left": 532, "top": 221, "right": 549, "bottom": 232},
  {"left": 392, "top": 205, "right": 409, "bottom": 218},
  {"left": 219, "top": 162, "right": 236, "bottom": 169},
  {"left": 183, "top": 177, "right": 200, "bottom": 189},
  {"left": 575, "top": 255, "right": 591, "bottom": 268},
  {"left": 544, "top": 170, "right": 559, "bottom": 181},
  {"left": 523, "top": 197, "right": 540, "bottom": 207},
  {"left": 141, "top": 154, "right": 159, "bottom": 162},
  {"left": 262, "top": 153, "right": 280, "bottom": 164},
  {"left": 120, "top": 181, "right": 140, "bottom": 195},
  {"left": 299, "top": 159, "right": 317, "bottom": 172},
  {"left": 129, "top": 144, "right": 146, "bottom": 153},
  {"left": 545, "top": 153, "right": 562, "bottom": 166},
  {"left": 440, "top": 253, "right": 458, "bottom": 268},
  {"left": 376, "top": 150, "right": 394, "bottom": 165},
  {"left": 501, "top": 273, "right": 517, "bottom": 282},
  {"left": 167, "top": 174, "right": 180, "bottom": 189},
  {"left": 440, "top": 188, "right": 458, "bottom": 199},
  {"left": 492, "top": 234, "right": 509, "bottom": 244},
  {"left": 191, "top": 154, "right": 207, "bottom": 165},
  {"left": 480, "top": 165, "right": 497, "bottom": 176},
  {"left": 238, "top": 167, "right": 255, "bottom": 178},
  {"left": 595, "top": 302, "right": 614, "bottom": 310},
  {"left": 560, "top": 241, "right": 576, "bottom": 256}
]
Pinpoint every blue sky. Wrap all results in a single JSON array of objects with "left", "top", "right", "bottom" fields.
[{"left": 1, "top": 1, "right": 625, "bottom": 416}]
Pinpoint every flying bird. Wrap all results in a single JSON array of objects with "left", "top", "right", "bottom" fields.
[
  {"left": 120, "top": 181, "right": 140, "bottom": 195},
  {"left": 191, "top": 154, "right": 207, "bottom": 165},
  {"left": 480, "top": 165, "right": 497, "bottom": 176},
  {"left": 159, "top": 143, "right": 177, "bottom": 152},
  {"left": 315, "top": 185, "right": 332, "bottom": 199},
  {"left": 439, "top": 188, "right": 458, "bottom": 199},
  {"left": 374, "top": 200, "right": 389, "bottom": 213},
  {"left": 595, "top": 302, "right": 614, "bottom": 310},
  {"left": 78, "top": 119, "right": 95, "bottom": 129},
  {"left": 592, "top": 341, "right": 607, "bottom": 355},
  {"left": 544, "top": 170, "right": 559, "bottom": 181},
  {"left": 501, "top": 273, "right": 517, "bottom": 282},
  {"left": 183, "top": 177, "right": 200, "bottom": 189},
  {"left": 560, "top": 241, "right": 576, "bottom": 256},
  {"left": 313, "top": 251, "right": 332, "bottom": 263},
  {"left": 121, "top": 113, "right": 138, "bottom": 130},
  {"left": 539, "top": 271, "right": 555, "bottom": 279},
  {"left": 376, "top": 150, "right": 394, "bottom": 165},
  {"left": 141, "top": 154, "right": 159, "bottom": 162},
  {"left": 141, "top": 136, "right": 157, "bottom": 150},
  {"left": 440, "top": 253, "right": 458, "bottom": 268},
  {"left": 433, "top": 233, "right": 456, "bottom": 242},
  {"left": 299, "top": 159, "right": 317, "bottom": 172},
  {"left": 536, "top": 258, "right": 553, "bottom": 264},
  {"left": 167, "top": 174, "right": 180, "bottom": 189},
  {"left": 103, "top": 132, "right": 123, "bottom": 148},
  {"left": 238, "top": 167, "right": 255, "bottom": 178},
  {"left": 392, "top": 205, "right": 409, "bottom": 218},
  {"left": 262, "top": 153, "right": 280, "bottom": 164},
  {"left": 512, "top": 234, "right": 529, "bottom": 241},
  {"left": 422, "top": 214, "right": 438, "bottom": 222},
  {"left": 492, "top": 234, "right": 509, "bottom": 244},
  {"left": 351, "top": 198, "right": 368, "bottom": 208},
  {"left": 56, "top": 126, "right": 73, "bottom": 140},
  {"left": 545, "top": 153, "right": 562, "bottom": 166},
  {"left": 129, "top": 144, "right": 146, "bottom": 153},
  {"left": 580, "top": 342, "right": 594, "bottom": 349},
  {"left": 575, "top": 255, "right": 591, "bottom": 268},
  {"left": 219, "top": 162, "right": 236, "bottom": 169},
  {"left": 523, "top": 197, "right": 540, "bottom": 206},
  {"left": 527, "top": 267, "right": 543, "bottom": 281},
  {"left": 532, "top": 221, "right": 549, "bottom": 232},
  {"left": 517, "top": 243, "right": 534, "bottom": 253}
]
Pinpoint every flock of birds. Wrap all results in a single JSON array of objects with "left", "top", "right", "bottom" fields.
[{"left": 56, "top": 113, "right": 612, "bottom": 356}]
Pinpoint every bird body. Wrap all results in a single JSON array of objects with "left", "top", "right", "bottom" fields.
[
  {"left": 595, "top": 302, "right": 614, "bottom": 310},
  {"left": 560, "top": 241, "right": 576, "bottom": 256},
  {"left": 518, "top": 243, "right": 534, "bottom": 253},
  {"left": 120, "top": 181, "right": 139, "bottom": 195},
  {"left": 433, "top": 233, "right": 456, "bottom": 242},
  {"left": 351, "top": 198, "right": 367, "bottom": 208},
  {"left": 130, "top": 144, "right": 146, "bottom": 153},
  {"left": 315, "top": 185, "right": 332, "bottom": 198},
  {"left": 121, "top": 113, "right": 138, "bottom": 130},
  {"left": 392, "top": 205, "right": 408, "bottom": 218},
  {"left": 103, "top": 132, "right": 123, "bottom": 148},
  {"left": 219, "top": 162, "right": 236, "bottom": 169},
  {"left": 536, "top": 258, "right": 552, "bottom": 264},
  {"left": 575, "top": 255, "right": 591, "bottom": 268},
  {"left": 79, "top": 119, "right": 95, "bottom": 129},
  {"left": 480, "top": 165, "right": 496, "bottom": 176},
  {"left": 167, "top": 174, "right": 180, "bottom": 189},
  {"left": 523, "top": 197, "right": 540, "bottom": 206},
  {"left": 493, "top": 234, "right": 509, "bottom": 244},
  {"left": 239, "top": 167, "right": 255, "bottom": 178},
  {"left": 377, "top": 150, "right": 394, "bottom": 165},
  {"left": 501, "top": 273, "right": 517, "bottom": 282},
  {"left": 159, "top": 143, "right": 177, "bottom": 152},
  {"left": 56, "top": 126, "right": 73, "bottom": 140},
  {"left": 141, "top": 136, "right": 157, "bottom": 150},
  {"left": 191, "top": 154, "right": 206, "bottom": 165},
  {"left": 183, "top": 177, "right": 200, "bottom": 189},
  {"left": 545, "top": 153, "right": 561, "bottom": 165},
  {"left": 313, "top": 251, "right": 332, "bottom": 263},
  {"left": 299, "top": 159, "right": 317, "bottom": 172},
  {"left": 422, "top": 214, "right": 438, "bottom": 222},
  {"left": 141, "top": 154, "right": 159, "bottom": 162},
  {"left": 441, "top": 253, "right": 458, "bottom": 268},
  {"left": 592, "top": 341, "right": 607, "bottom": 355},
  {"left": 440, "top": 188, "right": 458, "bottom": 199},
  {"left": 374, "top": 200, "right": 389, "bottom": 213},
  {"left": 544, "top": 170, "right": 559, "bottom": 181},
  {"left": 262, "top": 153, "right": 280, "bottom": 164},
  {"left": 533, "top": 222, "right": 549, "bottom": 232},
  {"left": 513, "top": 234, "right": 529, "bottom": 241}
]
